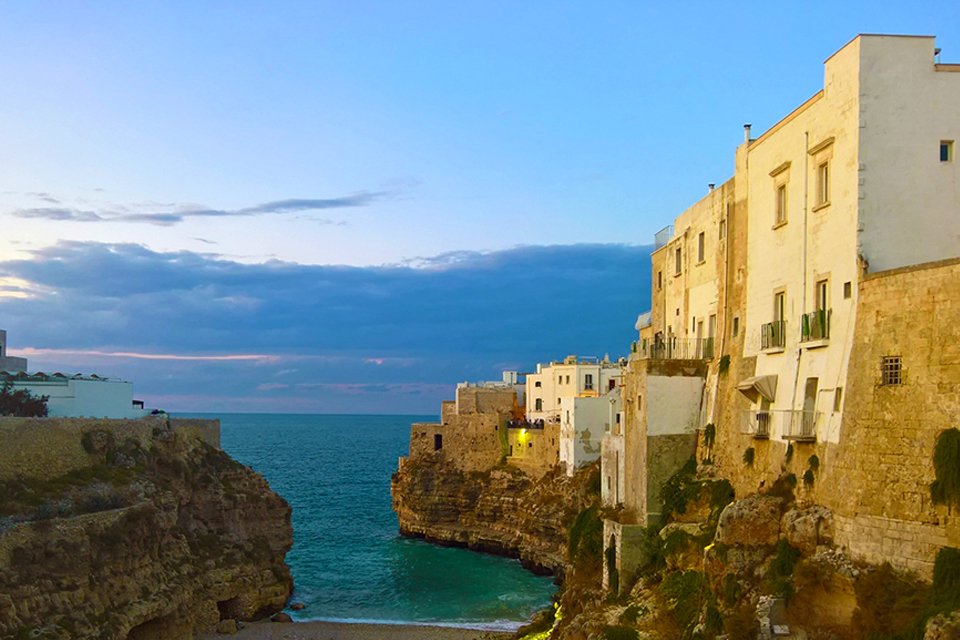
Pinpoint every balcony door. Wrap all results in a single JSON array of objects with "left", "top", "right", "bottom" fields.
[{"left": 803, "top": 377, "right": 818, "bottom": 437}]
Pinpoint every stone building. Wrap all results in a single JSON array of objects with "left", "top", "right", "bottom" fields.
[
  {"left": 526, "top": 355, "right": 623, "bottom": 476},
  {"left": 606, "top": 34, "right": 960, "bottom": 586}
]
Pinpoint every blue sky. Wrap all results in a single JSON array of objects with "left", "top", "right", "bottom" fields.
[{"left": 2, "top": 2, "right": 958, "bottom": 412}]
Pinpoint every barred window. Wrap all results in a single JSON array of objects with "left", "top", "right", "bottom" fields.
[{"left": 881, "top": 356, "right": 902, "bottom": 386}]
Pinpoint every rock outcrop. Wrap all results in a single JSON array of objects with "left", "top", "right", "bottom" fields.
[
  {"left": 391, "top": 455, "right": 597, "bottom": 575},
  {"left": 0, "top": 425, "right": 292, "bottom": 639}
]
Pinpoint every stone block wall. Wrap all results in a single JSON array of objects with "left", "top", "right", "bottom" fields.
[
  {"left": 0, "top": 416, "right": 220, "bottom": 482},
  {"left": 407, "top": 412, "right": 504, "bottom": 473},
  {"left": 708, "top": 258, "right": 960, "bottom": 578},
  {"left": 506, "top": 421, "right": 560, "bottom": 477}
]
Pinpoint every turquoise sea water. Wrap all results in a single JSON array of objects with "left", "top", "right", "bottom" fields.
[{"left": 180, "top": 413, "right": 555, "bottom": 628}]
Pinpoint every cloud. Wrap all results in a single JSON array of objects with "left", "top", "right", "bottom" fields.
[
  {"left": 0, "top": 241, "right": 652, "bottom": 412},
  {"left": 9, "top": 192, "right": 384, "bottom": 226}
]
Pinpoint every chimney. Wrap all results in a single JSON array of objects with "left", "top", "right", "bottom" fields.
[
  {"left": 743, "top": 124, "right": 752, "bottom": 143},
  {"left": 708, "top": 183, "right": 716, "bottom": 191}
]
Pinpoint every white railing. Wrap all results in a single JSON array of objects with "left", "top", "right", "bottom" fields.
[{"left": 740, "top": 410, "right": 819, "bottom": 441}]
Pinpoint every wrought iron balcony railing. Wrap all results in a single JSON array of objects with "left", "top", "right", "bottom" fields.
[
  {"left": 761, "top": 320, "right": 787, "bottom": 350},
  {"left": 635, "top": 337, "right": 715, "bottom": 361}
]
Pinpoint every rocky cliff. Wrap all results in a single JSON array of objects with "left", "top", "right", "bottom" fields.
[
  {"left": 0, "top": 424, "right": 292, "bottom": 639},
  {"left": 391, "top": 455, "right": 598, "bottom": 576}
]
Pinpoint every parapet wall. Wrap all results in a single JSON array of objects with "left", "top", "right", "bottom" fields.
[{"left": 0, "top": 415, "right": 220, "bottom": 482}]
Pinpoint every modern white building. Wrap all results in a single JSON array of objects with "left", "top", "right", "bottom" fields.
[
  {"left": 525, "top": 355, "right": 621, "bottom": 422},
  {"left": 1, "top": 371, "right": 149, "bottom": 419},
  {"left": 559, "top": 390, "right": 622, "bottom": 476}
]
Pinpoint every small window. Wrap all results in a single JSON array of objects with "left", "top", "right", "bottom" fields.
[
  {"left": 692, "top": 316, "right": 697, "bottom": 332},
  {"left": 816, "top": 161, "right": 830, "bottom": 206},
  {"left": 566, "top": 375, "right": 570, "bottom": 384},
  {"left": 833, "top": 387, "right": 843, "bottom": 412},
  {"left": 881, "top": 356, "right": 902, "bottom": 386},
  {"left": 675, "top": 247, "right": 682, "bottom": 275},
  {"left": 816, "top": 279, "right": 829, "bottom": 312},
  {"left": 732, "top": 316, "right": 740, "bottom": 337},
  {"left": 719, "top": 219, "right": 726, "bottom": 240},
  {"left": 608, "top": 379, "right": 616, "bottom": 391},
  {"left": 535, "top": 398, "right": 543, "bottom": 411},
  {"left": 697, "top": 232, "right": 705, "bottom": 263},
  {"left": 434, "top": 434, "right": 443, "bottom": 451},
  {"left": 528, "top": 442, "right": 532, "bottom": 448},
  {"left": 676, "top": 308, "right": 680, "bottom": 316},
  {"left": 843, "top": 281, "right": 852, "bottom": 299},
  {"left": 657, "top": 271, "right": 662, "bottom": 290},
  {"left": 775, "top": 184, "right": 787, "bottom": 225},
  {"left": 941, "top": 140, "right": 954, "bottom": 163},
  {"left": 585, "top": 374, "right": 594, "bottom": 390},
  {"left": 534, "top": 381, "right": 542, "bottom": 388}
]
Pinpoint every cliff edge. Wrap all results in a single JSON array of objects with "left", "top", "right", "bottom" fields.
[{"left": 0, "top": 417, "right": 292, "bottom": 640}]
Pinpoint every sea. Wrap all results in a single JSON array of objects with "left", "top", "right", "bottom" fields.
[{"left": 177, "top": 413, "right": 556, "bottom": 629}]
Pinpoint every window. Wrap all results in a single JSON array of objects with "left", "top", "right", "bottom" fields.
[
  {"left": 697, "top": 232, "right": 705, "bottom": 263},
  {"left": 585, "top": 374, "right": 594, "bottom": 391},
  {"left": 881, "top": 356, "right": 902, "bottom": 386},
  {"left": 719, "top": 218, "right": 726, "bottom": 240},
  {"left": 675, "top": 247, "right": 682, "bottom": 275},
  {"left": 732, "top": 316, "right": 740, "bottom": 337},
  {"left": 775, "top": 184, "right": 787, "bottom": 225},
  {"left": 816, "top": 161, "right": 830, "bottom": 206},
  {"left": 833, "top": 387, "right": 843, "bottom": 412},
  {"left": 657, "top": 271, "right": 662, "bottom": 290},
  {"left": 535, "top": 398, "right": 543, "bottom": 411},
  {"left": 534, "top": 381, "right": 541, "bottom": 388},
  {"left": 816, "top": 279, "right": 829, "bottom": 311},
  {"left": 434, "top": 434, "right": 443, "bottom": 451},
  {"left": 774, "top": 291, "right": 786, "bottom": 322},
  {"left": 843, "top": 281, "right": 852, "bottom": 299},
  {"left": 692, "top": 316, "right": 697, "bottom": 332},
  {"left": 565, "top": 375, "right": 570, "bottom": 384},
  {"left": 608, "top": 379, "right": 616, "bottom": 391},
  {"left": 941, "top": 140, "right": 954, "bottom": 163}
]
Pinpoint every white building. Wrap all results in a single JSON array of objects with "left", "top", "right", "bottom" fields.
[
  {"left": 0, "top": 330, "right": 28, "bottom": 372},
  {"left": 2, "top": 372, "right": 149, "bottom": 419},
  {"left": 526, "top": 355, "right": 623, "bottom": 476}
]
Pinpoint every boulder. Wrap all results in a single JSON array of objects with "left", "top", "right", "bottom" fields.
[
  {"left": 781, "top": 506, "right": 833, "bottom": 555},
  {"left": 216, "top": 619, "right": 238, "bottom": 634},
  {"left": 716, "top": 494, "right": 784, "bottom": 547},
  {"left": 271, "top": 612, "right": 293, "bottom": 623}
]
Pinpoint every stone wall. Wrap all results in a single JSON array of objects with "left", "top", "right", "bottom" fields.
[
  {"left": 407, "top": 413, "right": 503, "bottom": 473},
  {"left": 507, "top": 421, "right": 560, "bottom": 477},
  {"left": 0, "top": 416, "right": 220, "bottom": 482},
  {"left": 708, "top": 258, "right": 960, "bottom": 578}
]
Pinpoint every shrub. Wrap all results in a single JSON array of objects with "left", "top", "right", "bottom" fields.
[
  {"left": 852, "top": 563, "right": 928, "bottom": 638},
  {"left": 703, "top": 423, "right": 716, "bottom": 449},
  {"left": 807, "top": 454, "right": 820, "bottom": 471},
  {"left": 568, "top": 505, "right": 603, "bottom": 567},
  {"left": 743, "top": 447, "right": 755, "bottom": 467},
  {"left": 660, "top": 456, "right": 697, "bottom": 520},
  {"left": 766, "top": 540, "right": 802, "bottom": 600},
  {"left": 718, "top": 355, "right": 730, "bottom": 374},
  {"left": 932, "top": 546, "right": 960, "bottom": 609},
  {"left": 930, "top": 428, "right": 960, "bottom": 509},
  {"left": 619, "top": 604, "right": 646, "bottom": 625},
  {"left": 802, "top": 469, "right": 815, "bottom": 488},
  {"left": 660, "top": 570, "right": 709, "bottom": 635},
  {"left": 0, "top": 382, "right": 48, "bottom": 417}
]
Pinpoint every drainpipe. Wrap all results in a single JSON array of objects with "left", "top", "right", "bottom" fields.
[{"left": 791, "top": 132, "right": 811, "bottom": 411}]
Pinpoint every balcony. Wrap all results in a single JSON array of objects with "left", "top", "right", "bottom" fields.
[
  {"left": 741, "top": 410, "right": 771, "bottom": 439},
  {"left": 654, "top": 225, "right": 675, "bottom": 249},
  {"left": 782, "top": 410, "right": 819, "bottom": 441},
  {"left": 635, "top": 337, "right": 715, "bottom": 361},
  {"left": 761, "top": 320, "right": 786, "bottom": 351},
  {"left": 800, "top": 309, "right": 831, "bottom": 344},
  {"left": 740, "top": 409, "right": 820, "bottom": 442}
]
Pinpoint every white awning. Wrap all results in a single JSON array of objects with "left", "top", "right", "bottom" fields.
[
  {"left": 634, "top": 311, "right": 652, "bottom": 331},
  {"left": 737, "top": 375, "right": 778, "bottom": 403}
]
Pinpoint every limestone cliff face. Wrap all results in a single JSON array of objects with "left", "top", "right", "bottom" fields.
[
  {"left": 391, "top": 455, "right": 597, "bottom": 575},
  {"left": 0, "top": 425, "right": 292, "bottom": 640}
]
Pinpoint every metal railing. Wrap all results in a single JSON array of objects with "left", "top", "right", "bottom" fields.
[
  {"left": 761, "top": 320, "right": 787, "bottom": 350},
  {"left": 635, "top": 337, "right": 715, "bottom": 360},
  {"left": 800, "top": 309, "right": 831, "bottom": 342},
  {"left": 741, "top": 410, "right": 771, "bottom": 438},
  {"left": 740, "top": 409, "right": 820, "bottom": 441}
]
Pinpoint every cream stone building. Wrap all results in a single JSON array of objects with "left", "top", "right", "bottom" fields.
[
  {"left": 525, "top": 356, "right": 622, "bottom": 476},
  {"left": 605, "top": 34, "right": 960, "bottom": 588}
]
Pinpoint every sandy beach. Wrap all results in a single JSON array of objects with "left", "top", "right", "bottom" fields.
[{"left": 197, "top": 620, "right": 516, "bottom": 640}]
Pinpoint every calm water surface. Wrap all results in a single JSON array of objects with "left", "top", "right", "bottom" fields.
[{"left": 179, "top": 413, "right": 555, "bottom": 628}]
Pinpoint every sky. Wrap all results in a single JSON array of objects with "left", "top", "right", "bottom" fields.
[{"left": 2, "top": 1, "right": 958, "bottom": 413}]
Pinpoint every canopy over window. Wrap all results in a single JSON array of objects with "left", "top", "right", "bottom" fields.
[{"left": 737, "top": 375, "right": 778, "bottom": 403}]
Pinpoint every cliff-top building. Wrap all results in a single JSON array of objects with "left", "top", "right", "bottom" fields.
[{"left": 605, "top": 34, "right": 960, "bottom": 589}]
